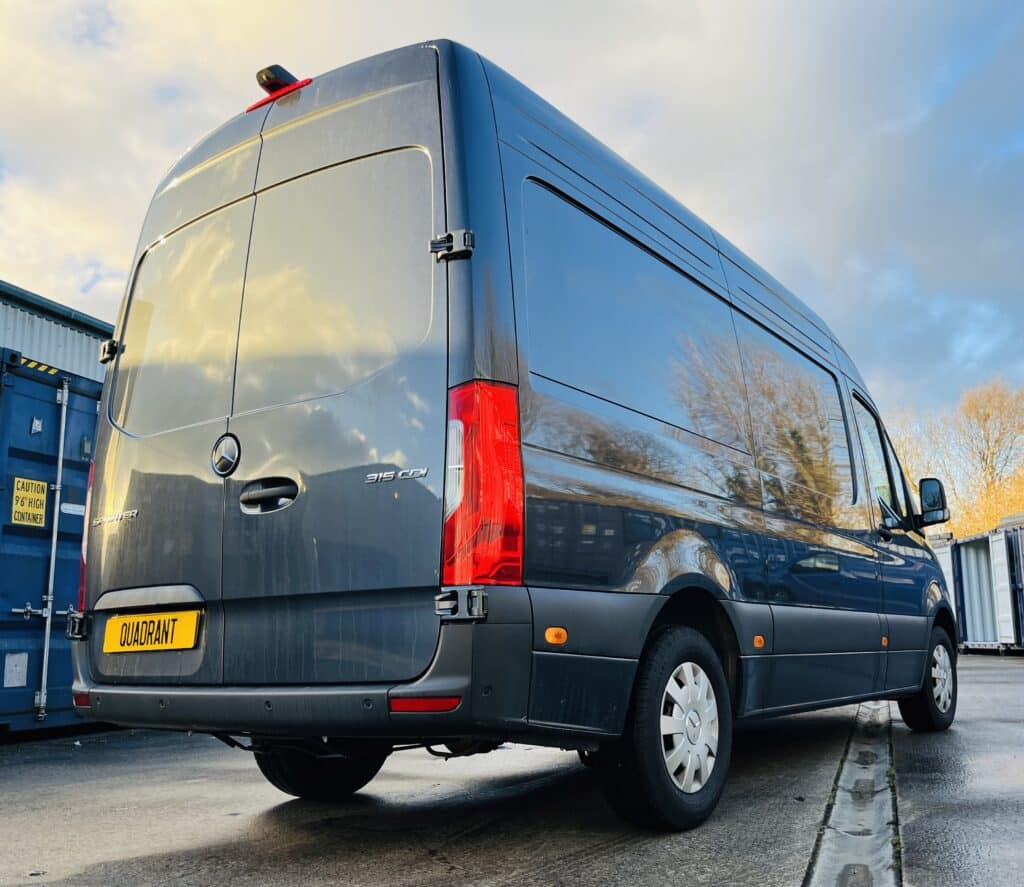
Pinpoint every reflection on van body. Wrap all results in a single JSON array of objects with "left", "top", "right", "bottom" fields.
[{"left": 73, "top": 41, "right": 957, "bottom": 831}]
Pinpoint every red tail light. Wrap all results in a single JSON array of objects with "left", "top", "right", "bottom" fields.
[
  {"left": 441, "top": 381, "right": 524, "bottom": 586},
  {"left": 77, "top": 462, "right": 95, "bottom": 612}
]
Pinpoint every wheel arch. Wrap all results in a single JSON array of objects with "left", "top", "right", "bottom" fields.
[
  {"left": 641, "top": 584, "right": 744, "bottom": 716},
  {"left": 931, "top": 603, "right": 958, "bottom": 648}
]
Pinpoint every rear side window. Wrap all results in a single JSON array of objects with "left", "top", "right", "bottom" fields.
[
  {"left": 110, "top": 200, "right": 252, "bottom": 436},
  {"left": 232, "top": 149, "right": 433, "bottom": 414},
  {"left": 735, "top": 315, "right": 854, "bottom": 525},
  {"left": 522, "top": 183, "right": 749, "bottom": 453}
]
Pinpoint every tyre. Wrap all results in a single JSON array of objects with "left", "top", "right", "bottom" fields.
[
  {"left": 897, "top": 625, "right": 957, "bottom": 732},
  {"left": 254, "top": 745, "right": 389, "bottom": 801},
  {"left": 600, "top": 626, "right": 733, "bottom": 830}
]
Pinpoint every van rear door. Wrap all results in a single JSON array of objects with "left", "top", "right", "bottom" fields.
[
  {"left": 88, "top": 197, "right": 255, "bottom": 684},
  {"left": 220, "top": 62, "right": 448, "bottom": 684}
]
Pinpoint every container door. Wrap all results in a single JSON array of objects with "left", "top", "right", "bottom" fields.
[
  {"left": 988, "top": 530, "right": 1017, "bottom": 644},
  {"left": 85, "top": 199, "right": 255, "bottom": 685},
  {"left": 1, "top": 361, "right": 98, "bottom": 727},
  {"left": 220, "top": 147, "right": 448, "bottom": 684},
  {"left": 959, "top": 538, "right": 998, "bottom": 644}
]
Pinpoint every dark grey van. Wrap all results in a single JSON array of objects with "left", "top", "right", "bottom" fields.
[{"left": 71, "top": 41, "right": 958, "bottom": 830}]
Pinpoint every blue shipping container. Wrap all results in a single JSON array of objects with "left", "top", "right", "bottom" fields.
[{"left": 1, "top": 347, "right": 104, "bottom": 732}]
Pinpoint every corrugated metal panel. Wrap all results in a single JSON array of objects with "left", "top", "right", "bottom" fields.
[
  {"left": 0, "top": 300, "right": 107, "bottom": 383},
  {"left": 960, "top": 538, "right": 998, "bottom": 645}
]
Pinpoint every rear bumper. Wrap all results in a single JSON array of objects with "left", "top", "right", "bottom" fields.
[
  {"left": 72, "top": 585, "right": 655, "bottom": 743},
  {"left": 73, "top": 620, "right": 536, "bottom": 740}
]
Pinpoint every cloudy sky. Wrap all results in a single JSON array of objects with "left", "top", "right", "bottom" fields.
[{"left": 1, "top": 1, "right": 1021, "bottom": 417}]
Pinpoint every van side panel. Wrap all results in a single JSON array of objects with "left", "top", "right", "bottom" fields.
[
  {"left": 496, "top": 137, "right": 767, "bottom": 731},
  {"left": 484, "top": 53, "right": 900, "bottom": 722}
]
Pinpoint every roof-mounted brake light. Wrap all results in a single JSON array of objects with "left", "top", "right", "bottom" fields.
[{"left": 246, "top": 64, "right": 312, "bottom": 113}]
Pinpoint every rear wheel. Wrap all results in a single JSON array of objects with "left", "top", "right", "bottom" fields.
[
  {"left": 254, "top": 745, "right": 389, "bottom": 801},
  {"left": 600, "top": 626, "right": 732, "bottom": 830},
  {"left": 897, "top": 625, "right": 957, "bottom": 732}
]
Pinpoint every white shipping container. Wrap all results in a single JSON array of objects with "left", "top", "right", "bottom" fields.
[{"left": 952, "top": 522, "right": 1024, "bottom": 650}]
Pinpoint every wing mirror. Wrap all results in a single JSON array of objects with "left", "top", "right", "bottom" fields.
[{"left": 918, "top": 477, "right": 950, "bottom": 527}]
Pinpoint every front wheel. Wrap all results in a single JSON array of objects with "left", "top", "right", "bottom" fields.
[
  {"left": 897, "top": 625, "right": 957, "bottom": 732},
  {"left": 600, "top": 626, "right": 733, "bottom": 830},
  {"left": 255, "top": 745, "right": 389, "bottom": 801}
]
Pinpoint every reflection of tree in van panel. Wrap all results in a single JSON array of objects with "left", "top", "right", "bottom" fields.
[{"left": 674, "top": 327, "right": 854, "bottom": 529}]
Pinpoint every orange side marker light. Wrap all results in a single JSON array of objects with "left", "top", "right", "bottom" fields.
[
  {"left": 753, "top": 634, "right": 766, "bottom": 650},
  {"left": 545, "top": 626, "right": 568, "bottom": 645}
]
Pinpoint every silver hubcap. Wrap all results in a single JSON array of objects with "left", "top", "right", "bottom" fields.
[
  {"left": 661, "top": 661, "right": 719, "bottom": 793},
  {"left": 931, "top": 644, "right": 954, "bottom": 713}
]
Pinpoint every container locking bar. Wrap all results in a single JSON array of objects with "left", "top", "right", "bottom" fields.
[
  {"left": 434, "top": 586, "right": 488, "bottom": 621},
  {"left": 430, "top": 229, "right": 474, "bottom": 261},
  {"left": 11, "top": 602, "right": 45, "bottom": 620}
]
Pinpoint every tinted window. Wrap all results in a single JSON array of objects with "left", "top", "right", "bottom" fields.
[
  {"left": 233, "top": 149, "right": 433, "bottom": 414},
  {"left": 852, "top": 397, "right": 896, "bottom": 515},
  {"left": 884, "top": 436, "right": 909, "bottom": 517},
  {"left": 853, "top": 397, "right": 907, "bottom": 518},
  {"left": 522, "top": 183, "right": 749, "bottom": 453},
  {"left": 111, "top": 200, "right": 251, "bottom": 435},
  {"left": 735, "top": 315, "right": 854, "bottom": 525}
]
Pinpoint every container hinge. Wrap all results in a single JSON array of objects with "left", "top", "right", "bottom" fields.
[
  {"left": 66, "top": 609, "right": 90, "bottom": 641},
  {"left": 99, "top": 338, "right": 121, "bottom": 365},
  {"left": 430, "top": 229, "right": 474, "bottom": 261},
  {"left": 434, "top": 586, "right": 488, "bottom": 621}
]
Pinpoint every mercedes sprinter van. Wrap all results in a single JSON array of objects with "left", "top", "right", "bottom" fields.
[{"left": 71, "top": 41, "right": 957, "bottom": 829}]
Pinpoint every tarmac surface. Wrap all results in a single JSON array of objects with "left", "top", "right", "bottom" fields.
[
  {"left": 892, "top": 654, "right": 1024, "bottom": 887},
  {"left": 0, "top": 656, "right": 1019, "bottom": 886}
]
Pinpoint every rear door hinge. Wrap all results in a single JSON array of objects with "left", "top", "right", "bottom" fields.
[
  {"left": 435, "top": 586, "right": 488, "bottom": 621},
  {"left": 99, "top": 338, "right": 121, "bottom": 365},
  {"left": 430, "top": 229, "right": 474, "bottom": 261},
  {"left": 66, "top": 608, "right": 90, "bottom": 641}
]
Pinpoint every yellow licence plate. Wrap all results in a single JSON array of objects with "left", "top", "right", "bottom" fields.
[{"left": 102, "top": 610, "right": 201, "bottom": 654}]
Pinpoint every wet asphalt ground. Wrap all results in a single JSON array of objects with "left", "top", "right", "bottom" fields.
[{"left": 0, "top": 656, "right": 1020, "bottom": 886}]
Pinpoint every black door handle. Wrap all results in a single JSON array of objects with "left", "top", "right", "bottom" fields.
[{"left": 239, "top": 478, "right": 299, "bottom": 514}]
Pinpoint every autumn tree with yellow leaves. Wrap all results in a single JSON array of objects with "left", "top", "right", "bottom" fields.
[{"left": 891, "top": 380, "right": 1024, "bottom": 538}]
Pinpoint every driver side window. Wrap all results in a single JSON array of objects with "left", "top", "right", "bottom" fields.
[{"left": 852, "top": 397, "right": 904, "bottom": 519}]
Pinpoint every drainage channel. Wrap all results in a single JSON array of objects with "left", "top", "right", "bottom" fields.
[{"left": 804, "top": 700, "right": 901, "bottom": 887}]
